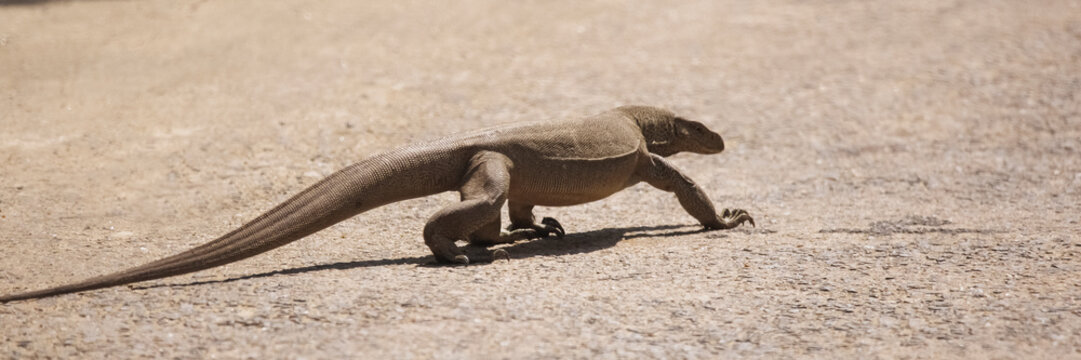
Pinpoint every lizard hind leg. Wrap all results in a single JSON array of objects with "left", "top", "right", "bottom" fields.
[
  {"left": 468, "top": 215, "right": 565, "bottom": 247},
  {"left": 423, "top": 151, "right": 513, "bottom": 264},
  {"left": 467, "top": 218, "right": 513, "bottom": 246},
  {"left": 506, "top": 202, "right": 565, "bottom": 238}
]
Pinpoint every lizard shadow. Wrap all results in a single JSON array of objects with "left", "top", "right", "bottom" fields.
[
  {"left": 133, "top": 223, "right": 705, "bottom": 291},
  {"left": 459, "top": 223, "right": 702, "bottom": 262}
]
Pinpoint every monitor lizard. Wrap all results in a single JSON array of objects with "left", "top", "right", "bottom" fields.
[{"left": 0, "top": 105, "right": 754, "bottom": 302}]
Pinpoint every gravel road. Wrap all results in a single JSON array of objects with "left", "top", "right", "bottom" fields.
[{"left": 1, "top": 0, "right": 1079, "bottom": 358}]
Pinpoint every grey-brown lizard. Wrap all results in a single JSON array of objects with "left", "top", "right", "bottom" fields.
[{"left": 0, "top": 106, "right": 754, "bottom": 302}]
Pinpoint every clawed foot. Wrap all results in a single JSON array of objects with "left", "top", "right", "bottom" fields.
[
  {"left": 507, "top": 217, "right": 565, "bottom": 239},
  {"left": 723, "top": 208, "right": 755, "bottom": 227},
  {"left": 706, "top": 209, "right": 755, "bottom": 229},
  {"left": 539, "top": 217, "right": 565, "bottom": 238},
  {"left": 436, "top": 216, "right": 567, "bottom": 265}
]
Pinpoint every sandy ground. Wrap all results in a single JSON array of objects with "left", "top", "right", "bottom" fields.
[{"left": 1, "top": 0, "right": 1079, "bottom": 358}]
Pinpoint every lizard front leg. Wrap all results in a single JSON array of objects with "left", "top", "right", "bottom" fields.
[{"left": 637, "top": 154, "right": 754, "bottom": 229}]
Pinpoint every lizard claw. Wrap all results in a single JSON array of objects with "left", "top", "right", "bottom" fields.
[
  {"left": 453, "top": 255, "right": 470, "bottom": 265},
  {"left": 707, "top": 209, "right": 755, "bottom": 229},
  {"left": 723, "top": 209, "right": 755, "bottom": 228},
  {"left": 505, "top": 217, "right": 565, "bottom": 239},
  {"left": 492, "top": 249, "right": 510, "bottom": 261},
  {"left": 540, "top": 217, "right": 565, "bottom": 238}
]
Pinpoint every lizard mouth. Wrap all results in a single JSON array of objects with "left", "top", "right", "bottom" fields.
[{"left": 699, "top": 137, "right": 724, "bottom": 154}]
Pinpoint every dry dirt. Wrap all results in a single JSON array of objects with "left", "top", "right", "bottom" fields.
[{"left": 1, "top": 0, "right": 1080, "bottom": 358}]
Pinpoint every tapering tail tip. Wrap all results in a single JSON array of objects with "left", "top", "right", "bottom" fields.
[
  {"left": 0, "top": 274, "right": 132, "bottom": 303},
  {"left": 0, "top": 286, "right": 88, "bottom": 303},
  {"left": 0, "top": 291, "right": 38, "bottom": 303}
]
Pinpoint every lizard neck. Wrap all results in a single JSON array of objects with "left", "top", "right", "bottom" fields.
[{"left": 627, "top": 109, "right": 679, "bottom": 157}]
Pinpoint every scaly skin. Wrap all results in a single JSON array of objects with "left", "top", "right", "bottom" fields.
[{"left": 0, "top": 106, "right": 754, "bottom": 302}]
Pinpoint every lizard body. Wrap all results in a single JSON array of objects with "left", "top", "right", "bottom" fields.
[{"left": 0, "top": 106, "right": 754, "bottom": 302}]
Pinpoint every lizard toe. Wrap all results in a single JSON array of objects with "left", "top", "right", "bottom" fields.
[{"left": 541, "top": 217, "right": 565, "bottom": 238}]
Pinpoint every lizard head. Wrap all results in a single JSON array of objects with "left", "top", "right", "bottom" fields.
[{"left": 620, "top": 106, "right": 726, "bottom": 157}]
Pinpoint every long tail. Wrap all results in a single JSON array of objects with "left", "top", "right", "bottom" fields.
[{"left": 0, "top": 148, "right": 463, "bottom": 302}]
